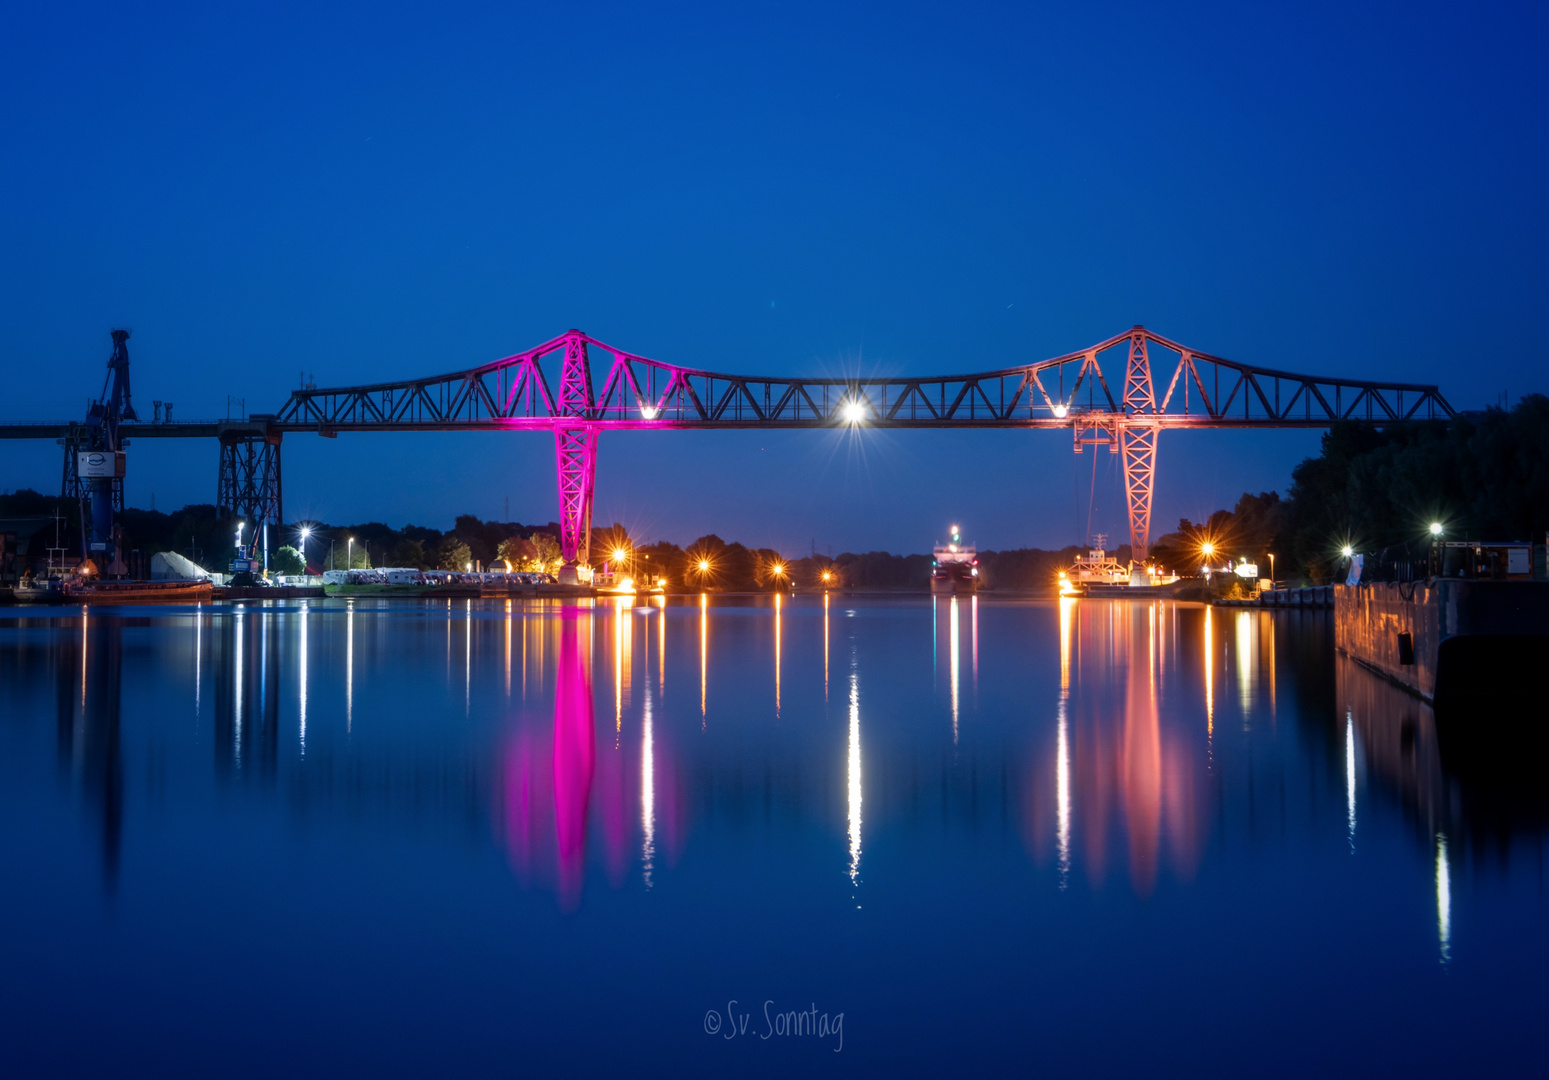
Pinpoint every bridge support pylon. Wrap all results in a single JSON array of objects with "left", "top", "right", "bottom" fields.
[
  {"left": 554, "top": 426, "right": 597, "bottom": 582},
  {"left": 1121, "top": 328, "right": 1157, "bottom": 566},
  {"left": 554, "top": 331, "right": 597, "bottom": 584},
  {"left": 216, "top": 427, "right": 283, "bottom": 563}
]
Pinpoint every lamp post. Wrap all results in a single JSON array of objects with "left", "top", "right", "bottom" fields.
[
  {"left": 1268, "top": 552, "right": 1275, "bottom": 590},
  {"left": 347, "top": 536, "right": 353, "bottom": 571},
  {"left": 1429, "top": 522, "right": 1443, "bottom": 577},
  {"left": 299, "top": 527, "right": 311, "bottom": 575}
]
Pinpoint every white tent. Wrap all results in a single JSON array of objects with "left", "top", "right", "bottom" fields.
[{"left": 151, "top": 551, "right": 212, "bottom": 581}]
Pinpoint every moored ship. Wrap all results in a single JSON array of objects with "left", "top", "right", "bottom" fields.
[
  {"left": 63, "top": 578, "right": 213, "bottom": 605},
  {"left": 931, "top": 525, "right": 978, "bottom": 594}
]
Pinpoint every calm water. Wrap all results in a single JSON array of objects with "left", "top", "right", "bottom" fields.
[{"left": 1, "top": 595, "right": 1546, "bottom": 1076}]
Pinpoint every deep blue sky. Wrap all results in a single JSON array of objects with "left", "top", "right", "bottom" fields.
[{"left": 3, "top": 1, "right": 1546, "bottom": 554}]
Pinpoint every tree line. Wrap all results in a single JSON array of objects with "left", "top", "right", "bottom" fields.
[{"left": 1149, "top": 397, "right": 1549, "bottom": 584}]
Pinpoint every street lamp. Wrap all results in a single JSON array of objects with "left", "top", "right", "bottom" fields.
[
  {"left": 821, "top": 569, "right": 832, "bottom": 586},
  {"left": 1268, "top": 552, "right": 1275, "bottom": 588},
  {"left": 347, "top": 536, "right": 353, "bottom": 570},
  {"left": 1430, "top": 522, "right": 1444, "bottom": 537}
]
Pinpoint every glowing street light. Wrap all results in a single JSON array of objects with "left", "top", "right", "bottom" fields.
[
  {"left": 347, "top": 536, "right": 353, "bottom": 569},
  {"left": 1429, "top": 522, "right": 1444, "bottom": 536},
  {"left": 1052, "top": 403, "right": 1068, "bottom": 419},
  {"left": 1200, "top": 542, "right": 1214, "bottom": 557},
  {"left": 639, "top": 405, "right": 659, "bottom": 420},
  {"left": 698, "top": 559, "right": 710, "bottom": 573},
  {"left": 821, "top": 570, "right": 832, "bottom": 585},
  {"left": 1341, "top": 545, "right": 1354, "bottom": 558},
  {"left": 842, "top": 400, "right": 866, "bottom": 424}
]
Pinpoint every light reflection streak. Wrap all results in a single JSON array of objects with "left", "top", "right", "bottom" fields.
[
  {"left": 642, "top": 676, "right": 656, "bottom": 889},
  {"left": 657, "top": 594, "right": 665, "bottom": 692},
  {"left": 1203, "top": 604, "right": 1214, "bottom": 761},
  {"left": 235, "top": 609, "right": 245, "bottom": 763},
  {"left": 465, "top": 599, "right": 473, "bottom": 714},
  {"left": 774, "top": 593, "right": 782, "bottom": 718},
  {"left": 505, "top": 599, "right": 512, "bottom": 698},
  {"left": 614, "top": 598, "right": 632, "bottom": 733},
  {"left": 971, "top": 594, "right": 979, "bottom": 689},
  {"left": 346, "top": 602, "right": 353, "bottom": 733},
  {"left": 1235, "top": 610, "right": 1254, "bottom": 718},
  {"left": 847, "top": 662, "right": 862, "bottom": 894},
  {"left": 949, "top": 596, "right": 960, "bottom": 744},
  {"left": 1435, "top": 833, "right": 1452, "bottom": 963},
  {"left": 1059, "top": 595, "right": 1074, "bottom": 692},
  {"left": 1056, "top": 703, "right": 1071, "bottom": 888},
  {"left": 1345, "top": 713, "right": 1357, "bottom": 849},
  {"left": 1265, "top": 610, "right": 1277, "bottom": 718},
  {"left": 699, "top": 593, "right": 708, "bottom": 724},
  {"left": 1057, "top": 596, "right": 1074, "bottom": 887},
  {"left": 195, "top": 605, "right": 202, "bottom": 717},
  {"left": 823, "top": 592, "right": 830, "bottom": 702},
  {"left": 298, "top": 603, "right": 308, "bottom": 757}
]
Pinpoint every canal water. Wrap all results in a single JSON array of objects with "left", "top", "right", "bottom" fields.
[{"left": 1, "top": 596, "right": 1544, "bottom": 1075}]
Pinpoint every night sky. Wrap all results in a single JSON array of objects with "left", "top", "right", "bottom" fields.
[{"left": 3, "top": 1, "right": 1546, "bottom": 554}]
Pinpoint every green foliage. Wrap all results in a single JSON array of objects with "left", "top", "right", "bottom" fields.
[
  {"left": 437, "top": 536, "right": 473, "bottom": 571},
  {"left": 527, "top": 532, "right": 561, "bottom": 570},
  {"left": 271, "top": 545, "right": 306, "bottom": 576},
  {"left": 389, "top": 538, "right": 426, "bottom": 568}
]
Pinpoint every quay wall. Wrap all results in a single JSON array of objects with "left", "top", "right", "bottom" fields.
[
  {"left": 1335, "top": 583, "right": 1442, "bottom": 699},
  {"left": 1335, "top": 581, "right": 1549, "bottom": 703}
]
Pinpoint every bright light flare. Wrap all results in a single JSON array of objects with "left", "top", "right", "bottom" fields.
[
  {"left": 842, "top": 400, "right": 866, "bottom": 424},
  {"left": 1429, "top": 522, "right": 1444, "bottom": 536},
  {"left": 1341, "top": 545, "right": 1354, "bottom": 558},
  {"left": 1201, "top": 542, "right": 1215, "bottom": 557},
  {"left": 612, "top": 547, "right": 628, "bottom": 564},
  {"left": 1052, "top": 404, "right": 1068, "bottom": 418},
  {"left": 698, "top": 559, "right": 711, "bottom": 572},
  {"left": 639, "top": 405, "right": 659, "bottom": 420}
]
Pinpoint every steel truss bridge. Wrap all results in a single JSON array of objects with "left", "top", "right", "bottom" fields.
[{"left": 3, "top": 326, "right": 1454, "bottom": 571}]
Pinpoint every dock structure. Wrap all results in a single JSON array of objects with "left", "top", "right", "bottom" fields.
[{"left": 1334, "top": 581, "right": 1549, "bottom": 710}]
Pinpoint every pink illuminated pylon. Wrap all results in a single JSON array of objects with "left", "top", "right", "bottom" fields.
[
  {"left": 1120, "top": 329, "right": 1158, "bottom": 565},
  {"left": 554, "top": 331, "right": 597, "bottom": 572}
]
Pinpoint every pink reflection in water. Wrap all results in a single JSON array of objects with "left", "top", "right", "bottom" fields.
[{"left": 498, "top": 605, "right": 682, "bottom": 910}]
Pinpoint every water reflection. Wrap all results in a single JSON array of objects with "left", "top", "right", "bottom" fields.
[
  {"left": 848, "top": 657, "right": 862, "bottom": 895},
  {"left": 9, "top": 596, "right": 1547, "bottom": 933}
]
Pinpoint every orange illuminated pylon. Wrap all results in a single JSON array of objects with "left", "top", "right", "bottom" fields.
[{"left": 1121, "top": 329, "right": 1157, "bottom": 565}]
